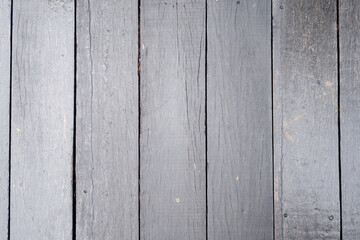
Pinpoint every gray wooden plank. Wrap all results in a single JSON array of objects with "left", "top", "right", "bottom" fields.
[
  {"left": 76, "top": 0, "right": 139, "bottom": 239},
  {"left": 207, "top": 0, "right": 272, "bottom": 239},
  {"left": 273, "top": 1, "right": 340, "bottom": 239},
  {"left": 140, "top": 0, "right": 206, "bottom": 239},
  {"left": 0, "top": 0, "right": 10, "bottom": 238},
  {"left": 339, "top": 0, "right": 360, "bottom": 239},
  {"left": 10, "top": 1, "right": 74, "bottom": 239}
]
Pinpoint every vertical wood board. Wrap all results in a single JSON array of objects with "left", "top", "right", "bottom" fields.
[
  {"left": 273, "top": 0, "right": 340, "bottom": 239},
  {"left": 11, "top": 0, "right": 74, "bottom": 239},
  {"left": 207, "top": 0, "right": 273, "bottom": 239},
  {"left": 340, "top": 0, "right": 360, "bottom": 238},
  {"left": 0, "top": 0, "right": 11, "bottom": 238},
  {"left": 140, "top": 0, "right": 206, "bottom": 239},
  {"left": 76, "top": 0, "right": 139, "bottom": 239}
]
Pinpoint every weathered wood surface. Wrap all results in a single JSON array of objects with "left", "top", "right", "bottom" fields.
[
  {"left": 273, "top": 0, "right": 340, "bottom": 239},
  {"left": 207, "top": 0, "right": 272, "bottom": 239},
  {"left": 0, "top": 0, "right": 10, "bottom": 238},
  {"left": 76, "top": 0, "right": 139, "bottom": 239},
  {"left": 5, "top": 1, "right": 360, "bottom": 239},
  {"left": 140, "top": 0, "right": 206, "bottom": 238},
  {"left": 11, "top": 0, "right": 74, "bottom": 239},
  {"left": 340, "top": 0, "right": 360, "bottom": 239}
]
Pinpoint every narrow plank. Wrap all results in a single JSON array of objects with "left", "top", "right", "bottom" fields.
[
  {"left": 0, "top": 0, "right": 10, "bottom": 238},
  {"left": 273, "top": 1, "right": 340, "bottom": 239},
  {"left": 140, "top": 0, "right": 206, "bottom": 238},
  {"left": 10, "top": 1, "right": 74, "bottom": 239},
  {"left": 340, "top": 0, "right": 360, "bottom": 238},
  {"left": 76, "top": 0, "right": 139, "bottom": 239},
  {"left": 207, "top": 0, "right": 272, "bottom": 239}
]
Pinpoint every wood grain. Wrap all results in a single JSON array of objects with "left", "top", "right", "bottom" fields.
[
  {"left": 339, "top": 0, "right": 360, "bottom": 238},
  {"left": 11, "top": 0, "right": 74, "bottom": 239},
  {"left": 76, "top": 0, "right": 139, "bottom": 239},
  {"left": 207, "top": 0, "right": 273, "bottom": 239},
  {"left": 0, "top": 0, "right": 10, "bottom": 238},
  {"left": 140, "top": 0, "right": 206, "bottom": 239},
  {"left": 273, "top": 0, "right": 340, "bottom": 239}
]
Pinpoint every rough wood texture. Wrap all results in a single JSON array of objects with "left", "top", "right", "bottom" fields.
[
  {"left": 207, "top": 0, "right": 272, "bottom": 239},
  {"left": 76, "top": 0, "right": 139, "bottom": 239},
  {"left": 11, "top": 1, "right": 74, "bottom": 239},
  {"left": 0, "top": 0, "right": 10, "bottom": 238},
  {"left": 140, "top": 0, "right": 206, "bottom": 238},
  {"left": 273, "top": 1, "right": 340, "bottom": 239},
  {"left": 340, "top": 0, "right": 360, "bottom": 238}
]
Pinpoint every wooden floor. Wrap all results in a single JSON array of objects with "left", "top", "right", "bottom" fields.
[{"left": 1, "top": 0, "right": 360, "bottom": 239}]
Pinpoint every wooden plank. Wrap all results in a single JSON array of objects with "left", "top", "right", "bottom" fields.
[
  {"left": 140, "top": 0, "right": 206, "bottom": 238},
  {"left": 0, "top": 0, "right": 10, "bottom": 238},
  {"left": 10, "top": 1, "right": 74, "bottom": 239},
  {"left": 273, "top": 1, "right": 340, "bottom": 239},
  {"left": 339, "top": 0, "right": 360, "bottom": 238},
  {"left": 207, "top": 0, "right": 272, "bottom": 239},
  {"left": 76, "top": 0, "right": 138, "bottom": 239}
]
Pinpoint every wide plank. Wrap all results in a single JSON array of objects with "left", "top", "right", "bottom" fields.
[
  {"left": 207, "top": 0, "right": 273, "bottom": 239},
  {"left": 273, "top": 0, "right": 340, "bottom": 239},
  {"left": 140, "top": 0, "right": 206, "bottom": 239},
  {"left": 0, "top": 0, "right": 10, "bottom": 238},
  {"left": 76, "top": 0, "right": 139, "bottom": 239},
  {"left": 11, "top": 0, "right": 74, "bottom": 239}
]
